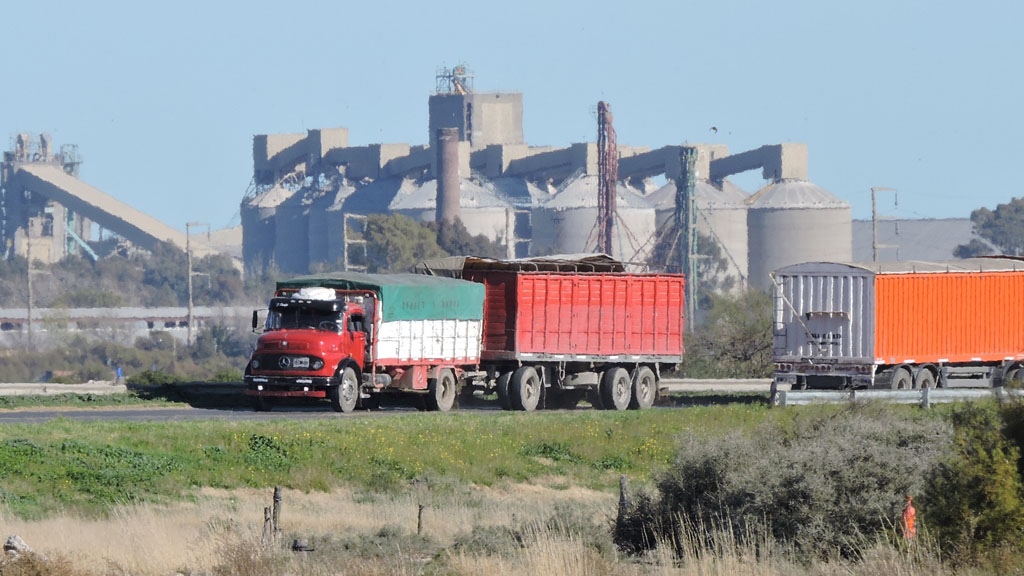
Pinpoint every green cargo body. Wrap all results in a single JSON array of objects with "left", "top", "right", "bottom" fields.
[{"left": 277, "top": 272, "right": 485, "bottom": 322}]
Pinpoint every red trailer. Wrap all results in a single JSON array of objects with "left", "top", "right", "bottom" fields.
[{"left": 421, "top": 255, "right": 686, "bottom": 411}]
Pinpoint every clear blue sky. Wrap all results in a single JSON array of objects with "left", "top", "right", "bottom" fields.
[{"left": 1, "top": 0, "right": 1019, "bottom": 232}]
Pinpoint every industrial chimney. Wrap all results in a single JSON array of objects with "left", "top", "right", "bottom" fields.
[{"left": 435, "top": 127, "right": 461, "bottom": 223}]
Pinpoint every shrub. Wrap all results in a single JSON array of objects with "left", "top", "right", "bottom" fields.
[
  {"left": 922, "top": 402, "right": 1024, "bottom": 564},
  {"left": 614, "top": 403, "right": 951, "bottom": 559},
  {"left": 127, "top": 369, "right": 182, "bottom": 386}
]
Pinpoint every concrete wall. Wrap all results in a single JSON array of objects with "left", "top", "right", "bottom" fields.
[
  {"left": 428, "top": 92, "right": 524, "bottom": 150},
  {"left": 253, "top": 133, "right": 306, "bottom": 184}
]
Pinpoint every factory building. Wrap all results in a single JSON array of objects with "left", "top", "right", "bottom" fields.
[
  {"left": 239, "top": 68, "right": 855, "bottom": 292},
  {"left": 1, "top": 133, "right": 224, "bottom": 264}
]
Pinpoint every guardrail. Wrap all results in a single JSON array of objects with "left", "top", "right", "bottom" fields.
[{"left": 772, "top": 386, "right": 1024, "bottom": 408}]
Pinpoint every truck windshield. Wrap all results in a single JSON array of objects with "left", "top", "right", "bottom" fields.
[{"left": 267, "top": 308, "right": 344, "bottom": 332}]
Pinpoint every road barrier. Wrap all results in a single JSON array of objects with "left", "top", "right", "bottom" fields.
[{"left": 772, "top": 386, "right": 1024, "bottom": 408}]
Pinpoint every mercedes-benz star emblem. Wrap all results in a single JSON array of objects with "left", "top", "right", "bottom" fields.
[{"left": 278, "top": 356, "right": 292, "bottom": 369}]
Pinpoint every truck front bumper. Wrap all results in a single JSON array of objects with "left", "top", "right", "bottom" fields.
[{"left": 245, "top": 375, "right": 333, "bottom": 398}]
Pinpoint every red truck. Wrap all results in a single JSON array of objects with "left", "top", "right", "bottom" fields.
[
  {"left": 420, "top": 255, "right": 687, "bottom": 411},
  {"left": 246, "top": 257, "right": 687, "bottom": 412},
  {"left": 245, "top": 273, "right": 485, "bottom": 412},
  {"left": 772, "top": 258, "right": 1024, "bottom": 390}
]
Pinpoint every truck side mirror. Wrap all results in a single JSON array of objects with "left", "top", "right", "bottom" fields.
[{"left": 252, "top": 310, "right": 259, "bottom": 332}]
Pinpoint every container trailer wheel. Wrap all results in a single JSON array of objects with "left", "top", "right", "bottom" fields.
[
  {"left": 330, "top": 367, "right": 359, "bottom": 413},
  {"left": 510, "top": 366, "right": 541, "bottom": 412},
  {"left": 600, "top": 367, "right": 632, "bottom": 411},
  {"left": 889, "top": 367, "right": 913, "bottom": 390},
  {"left": 914, "top": 368, "right": 937, "bottom": 389},
  {"left": 629, "top": 367, "right": 657, "bottom": 410},
  {"left": 1006, "top": 367, "right": 1023, "bottom": 388},
  {"left": 427, "top": 368, "right": 458, "bottom": 412}
]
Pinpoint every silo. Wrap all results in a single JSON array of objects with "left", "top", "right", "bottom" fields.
[
  {"left": 241, "top": 184, "right": 293, "bottom": 273},
  {"left": 531, "top": 174, "right": 656, "bottom": 265},
  {"left": 746, "top": 180, "right": 852, "bottom": 291},
  {"left": 392, "top": 178, "right": 512, "bottom": 243},
  {"left": 308, "top": 183, "right": 357, "bottom": 269},
  {"left": 273, "top": 189, "right": 313, "bottom": 274},
  {"left": 647, "top": 179, "right": 748, "bottom": 287}
]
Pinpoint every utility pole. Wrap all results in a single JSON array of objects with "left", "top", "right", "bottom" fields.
[
  {"left": 185, "top": 222, "right": 209, "bottom": 346},
  {"left": 871, "top": 187, "right": 897, "bottom": 262}
]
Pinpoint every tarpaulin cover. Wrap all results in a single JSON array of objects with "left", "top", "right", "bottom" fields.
[{"left": 277, "top": 272, "right": 484, "bottom": 322}]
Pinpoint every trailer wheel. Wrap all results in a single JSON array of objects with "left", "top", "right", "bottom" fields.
[
  {"left": 890, "top": 367, "right": 912, "bottom": 390},
  {"left": 330, "top": 367, "right": 359, "bottom": 413},
  {"left": 495, "top": 371, "right": 513, "bottom": 411},
  {"left": 510, "top": 366, "right": 541, "bottom": 412},
  {"left": 1007, "top": 367, "right": 1023, "bottom": 388},
  {"left": 915, "top": 368, "right": 936, "bottom": 389},
  {"left": 629, "top": 367, "right": 657, "bottom": 410},
  {"left": 600, "top": 367, "right": 631, "bottom": 411},
  {"left": 427, "top": 368, "right": 457, "bottom": 412}
]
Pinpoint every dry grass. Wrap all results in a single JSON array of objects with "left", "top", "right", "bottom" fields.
[{"left": 0, "top": 484, "right": 980, "bottom": 576}]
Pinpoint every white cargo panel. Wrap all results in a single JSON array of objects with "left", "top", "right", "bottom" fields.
[
  {"left": 773, "top": 262, "right": 875, "bottom": 363},
  {"left": 375, "top": 318, "right": 482, "bottom": 364}
]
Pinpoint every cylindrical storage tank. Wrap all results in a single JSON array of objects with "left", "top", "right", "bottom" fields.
[
  {"left": 392, "top": 178, "right": 512, "bottom": 244},
  {"left": 435, "top": 127, "right": 461, "bottom": 223},
  {"left": 648, "top": 179, "right": 748, "bottom": 288},
  {"left": 531, "top": 175, "right": 656, "bottom": 265},
  {"left": 241, "top": 185, "right": 293, "bottom": 274},
  {"left": 307, "top": 184, "right": 356, "bottom": 269},
  {"left": 747, "top": 180, "right": 852, "bottom": 291}
]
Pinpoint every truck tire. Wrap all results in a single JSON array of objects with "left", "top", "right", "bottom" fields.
[
  {"left": 890, "top": 367, "right": 912, "bottom": 390},
  {"left": 330, "top": 366, "right": 359, "bottom": 413},
  {"left": 600, "top": 367, "right": 631, "bottom": 411},
  {"left": 915, "top": 368, "right": 936, "bottom": 389},
  {"left": 510, "top": 366, "right": 541, "bottom": 412},
  {"left": 495, "top": 371, "right": 513, "bottom": 410},
  {"left": 629, "top": 366, "right": 657, "bottom": 410},
  {"left": 427, "top": 368, "right": 457, "bottom": 412}
]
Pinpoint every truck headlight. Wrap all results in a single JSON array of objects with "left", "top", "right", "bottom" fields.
[
  {"left": 312, "top": 359, "right": 324, "bottom": 370},
  {"left": 252, "top": 359, "right": 260, "bottom": 369}
]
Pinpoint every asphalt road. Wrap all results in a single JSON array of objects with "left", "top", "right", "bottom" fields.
[{"left": 0, "top": 378, "right": 776, "bottom": 423}]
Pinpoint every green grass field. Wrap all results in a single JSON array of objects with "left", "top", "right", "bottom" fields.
[{"left": 0, "top": 404, "right": 774, "bottom": 519}]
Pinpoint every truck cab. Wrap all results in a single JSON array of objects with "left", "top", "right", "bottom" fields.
[{"left": 245, "top": 286, "right": 374, "bottom": 412}]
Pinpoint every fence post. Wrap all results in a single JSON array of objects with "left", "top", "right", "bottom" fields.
[
  {"left": 417, "top": 504, "right": 425, "bottom": 535},
  {"left": 920, "top": 386, "right": 931, "bottom": 410},
  {"left": 272, "top": 486, "right": 283, "bottom": 543},
  {"left": 616, "top": 475, "right": 631, "bottom": 527}
]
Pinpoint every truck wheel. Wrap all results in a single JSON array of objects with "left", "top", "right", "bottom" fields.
[
  {"left": 915, "top": 369, "right": 936, "bottom": 389},
  {"left": 1007, "top": 367, "right": 1023, "bottom": 388},
  {"left": 495, "top": 371, "right": 513, "bottom": 410},
  {"left": 427, "top": 368, "right": 457, "bottom": 412},
  {"left": 330, "top": 367, "right": 359, "bottom": 413},
  {"left": 629, "top": 367, "right": 657, "bottom": 410},
  {"left": 890, "top": 367, "right": 912, "bottom": 390},
  {"left": 510, "top": 366, "right": 541, "bottom": 412},
  {"left": 600, "top": 367, "right": 631, "bottom": 411}
]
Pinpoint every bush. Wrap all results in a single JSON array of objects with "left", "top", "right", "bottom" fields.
[
  {"left": 922, "top": 402, "right": 1024, "bottom": 564},
  {"left": 127, "top": 369, "right": 182, "bottom": 386},
  {"left": 614, "top": 404, "right": 951, "bottom": 559}
]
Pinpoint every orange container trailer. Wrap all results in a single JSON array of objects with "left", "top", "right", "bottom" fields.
[{"left": 772, "top": 258, "right": 1024, "bottom": 389}]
